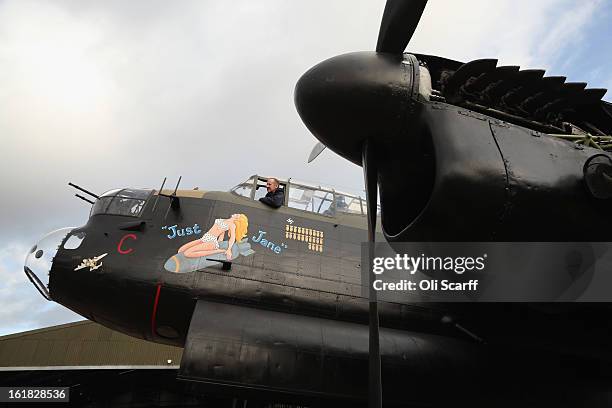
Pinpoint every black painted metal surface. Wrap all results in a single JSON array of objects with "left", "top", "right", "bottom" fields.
[
  {"left": 179, "top": 300, "right": 478, "bottom": 405},
  {"left": 294, "top": 55, "right": 612, "bottom": 242},
  {"left": 290, "top": 0, "right": 612, "bottom": 405},
  {"left": 178, "top": 301, "right": 612, "bottom": 407}
]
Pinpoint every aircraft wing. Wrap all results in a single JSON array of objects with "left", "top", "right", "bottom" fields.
[
  {"left": 177, "top": 300, "right": 483, "bottom": 404},
  {"left": 93, "top": 253, "right": 108, "bottom": 262}
]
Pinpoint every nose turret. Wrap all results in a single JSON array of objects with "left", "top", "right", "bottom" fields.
[
  {"left": 294, "top": 51, "right": 420, "bottom": 165},
  {"left": 24, "top": 227, "right": 75, "bottom": 300}
]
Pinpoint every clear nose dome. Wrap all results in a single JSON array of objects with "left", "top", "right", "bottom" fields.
[{"left": 24, "top": 227, "right": 74, "bottom": 300}]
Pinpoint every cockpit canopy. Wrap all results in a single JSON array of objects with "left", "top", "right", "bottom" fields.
[
  {"left": 90, "top": 188, "right": 153, "bottom": 218},
  {"left": 231, "top": 175, "right": 377, "bottom": 217}
]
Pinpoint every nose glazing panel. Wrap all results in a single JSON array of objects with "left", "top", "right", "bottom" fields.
[{"left": 24, "top": 227, "right": 74, "bottom": 300}]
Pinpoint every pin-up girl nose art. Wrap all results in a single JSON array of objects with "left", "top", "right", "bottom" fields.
[{"left": 164, "top": 214, "right": 254, "bottom": 273}]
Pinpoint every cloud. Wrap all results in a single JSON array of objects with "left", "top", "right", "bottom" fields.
[
  {"left": 409, "top": 0, "right": 604, "bottom": 71},
  {"left": 0, "top": 242, "right": 83, "bottom": 336}
]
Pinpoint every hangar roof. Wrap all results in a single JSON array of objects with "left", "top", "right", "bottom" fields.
[{"left": 0, "top": 321, "right": 182, "bottom": 370}]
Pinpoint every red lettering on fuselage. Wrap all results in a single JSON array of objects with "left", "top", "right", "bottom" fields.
[{"left": 117, "top": 234, "right": 137, "bottom": 254}]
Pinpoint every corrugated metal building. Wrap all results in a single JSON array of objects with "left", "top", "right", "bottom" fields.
[
  {"left": 0, "top": 321, "right": 182, "bottom": 369},
  {"left": 0, "top": 321, "right": 243, "bottom": 407}
]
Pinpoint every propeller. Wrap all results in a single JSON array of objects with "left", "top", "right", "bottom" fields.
[
  {"left": 376, "top": 0, "right": 428, "bottom": 53},
  {"left": 373, "top": 3, "right": 428, "bottom": 407},
  {"left": 298, "top": 2, "right": 429, "bottom": 404},
  {"left": 307, "top": 142, "right": 327, "bottom": 163},
  {"left": 362, "top": 141, "right": 382, "bottom": 408}
]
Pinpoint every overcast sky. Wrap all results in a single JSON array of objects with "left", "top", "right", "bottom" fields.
[{"left": 1, "top": 0, "right": 611, "bottom": 336}]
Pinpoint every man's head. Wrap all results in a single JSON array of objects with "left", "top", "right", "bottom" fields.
[{"left": 266, "top": 178, "right": 279, "bottom": 193}]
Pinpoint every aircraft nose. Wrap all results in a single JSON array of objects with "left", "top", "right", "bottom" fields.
[
  {"left": 24, "top": 227, "right": 74, "bottom": 300},
  {"left": 294, "top": 51, "right": 416, "bottom": 165}
]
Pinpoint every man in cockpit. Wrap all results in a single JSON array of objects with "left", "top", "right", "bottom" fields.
[{"left": 259, "top": 177, "right": 284, "bottom": 208}]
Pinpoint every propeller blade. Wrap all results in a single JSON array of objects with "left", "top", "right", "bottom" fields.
[
  {"left": 362, "top": 141, "right": 382, "bottom": 408},
  {"left": 376, "top": 0, "right": 428, "bottom": 54},
  {"left": 307, "top": 142, "right": 327, "bottom": 163}
]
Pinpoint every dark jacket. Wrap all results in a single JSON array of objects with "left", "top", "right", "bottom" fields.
[{"left": 259, "top": 188, "right": 284, "bottom": 208}]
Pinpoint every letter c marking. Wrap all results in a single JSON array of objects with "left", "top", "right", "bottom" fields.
[{"left": 118, "top": 234, "right": 137, "bottom": 254}]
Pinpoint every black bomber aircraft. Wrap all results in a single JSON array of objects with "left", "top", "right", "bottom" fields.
[{"left": 23, "top": 0, "right": 612, "bottom": 407}]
